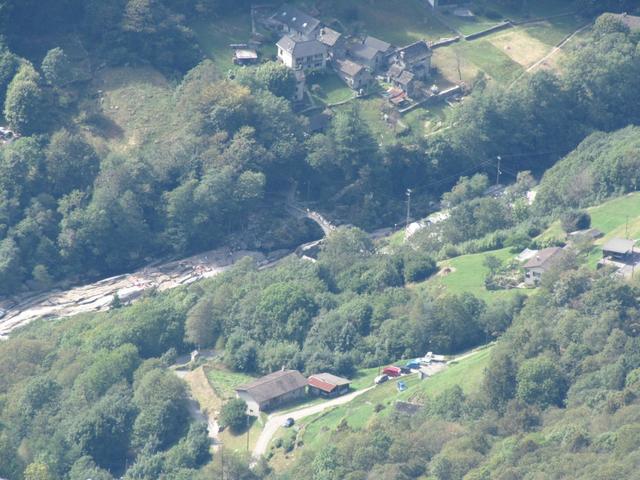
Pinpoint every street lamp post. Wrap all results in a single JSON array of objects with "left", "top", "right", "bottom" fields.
[{"left": 405, "top": 189, "right": 412, "bottom": 232}]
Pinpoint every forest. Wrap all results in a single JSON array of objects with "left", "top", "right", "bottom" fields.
[
  {"left": 1, "top": 0, "right": 640, "bottom": 479},
  {"left": 0, "top": 1, "right": 639, "bottom": 294}
]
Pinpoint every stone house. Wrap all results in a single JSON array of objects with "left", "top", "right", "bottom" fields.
[
  {"left": 277, "top": 34, "right": 327, "bottom": 71},
  {"left": 390, "top": 40, "right": 432, "bottom": 80},
  {"left": 335, "top": 58, "right": 372, "bottom": 90},
  {"left": 269, "top": 4, "right": 321, "bottom": 38},
  {"left": 523, "top": 247, "right": 564, "bottom": 286}
]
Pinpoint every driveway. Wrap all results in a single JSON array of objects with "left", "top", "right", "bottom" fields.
[{"left": 252, "top": 386, "right": 374, "bottom": 458}]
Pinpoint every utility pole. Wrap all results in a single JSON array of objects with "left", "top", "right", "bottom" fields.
[
  {"left": 246, "top": 415, "right": 250, "bottom": 452},
  {"left": 405, "top": 189, "right": 412, "bottom": 231},
  {"left": 496, "top": 155, "right": 502, "bottom": 186},
  {"left": 221, "top": 443, "right": 224, "bottom": 480}
]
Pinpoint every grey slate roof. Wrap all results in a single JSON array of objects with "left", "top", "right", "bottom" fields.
[
  {"left": 236, "top": 370, "right": 307, "bottom": 404},
  {"left": 398, "top": 40, "right": 432, "bottom": 62},
  {"left": 336, "top": 58, "right": 365, "bottom": 77},
  {"left": 273, "top": 4, "right": 321, "bottom": 38},
  {"left": 318, "top": 27, "right": 342, "bottom": 47},
  {"left": 309, "top": 372, "right": 351, "bottom": 386},
  {"left": 603, "top": 238, "right": 635, "bottom": 254},
  {"left": 350, "top": 43, "right": 380, "bottom": 61},
  {"left": 277, "top": 34, "right": 326, "bottom": 57},
  {"left": 523, "top": 247, "right": 563, "bottom": 269},
  {"left": 365, "top": 36, "right": 392, "bottom": 53}
]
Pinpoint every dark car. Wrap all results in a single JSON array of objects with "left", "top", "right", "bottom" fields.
[{"left": 283, "top": 417, "right": 295, "bottom": 428}]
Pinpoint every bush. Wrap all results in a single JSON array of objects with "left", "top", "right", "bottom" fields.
[
  {"left": 403, "top": 253, "right": 437, "bottom": 282},
  {"left": 220, "top": 399, "right": 247, "bottom": 433},
  {"left": 561, "top": 210, "right": 591, "bottom": 233}
]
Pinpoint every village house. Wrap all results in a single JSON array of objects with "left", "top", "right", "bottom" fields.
[
  {"left": 387, "top": 63, "right": 417, "bottom": 96},
  {"left": 269, "top": 4, "right": 321, "bottom": 39},
  {"left": 348, "top": 35, "right": 393, "bottom": 71},
  {"left": 277, "top": 34, "right": 327, "bottom": 71},
  {"left": 335, "top": 58, "right": 372, "bottom": 90},
  {"left": 318, "top": 26, "right": 344, "bottom": 57},
  {"left": 390, "top": 40, "right": 432, "bottom": 80},
  {"left": 307, "top": 373, "right": 351, "bottom": 398},
  {"left": 235, "top": 369, "right": 307, "bottom": 415},
  {"left": 523, "top": 246, "right": 564, "bottom": 286}
]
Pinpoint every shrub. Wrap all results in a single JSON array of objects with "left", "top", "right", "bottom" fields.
[
  {"left": 403, "top": 253, "right": 437, "bottom": 282},
  {"left": 220, "top": 399, "right": 247, "bottom": 433},
  {"left": 561, "top": 210, "right": 591, "bottom": 233}
]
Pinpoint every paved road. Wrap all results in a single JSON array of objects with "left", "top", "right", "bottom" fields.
[{"left": 252, "top": 386, "right": 375, "bottom": 458}]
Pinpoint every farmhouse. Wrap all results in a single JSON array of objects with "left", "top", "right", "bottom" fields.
[
  {"left": 387, "top": 64, "right": 417, "bottom": 96},
  {"left": 523, "top": 246, "right": 564, "bottom": 286},
  {"left": 235, "top": 369, "right": 307, "bottom": 415},
  {"left": 348, "top": 36, "right": 394, "bottom": 71},
  {"left": 335, "top": 58, "right": 372, "bottom": 90},
  {"left": 602, "top": 238, "right": 635, "bottom": 262},
  {"left": 270, "top": 4, "right": 321, "bottom": 38},
  {"left": 277, "top": 34, "right": 327, "bottom": 71},
  {"left": 308, "top": 373, "right": 351, "bottom": 398}
]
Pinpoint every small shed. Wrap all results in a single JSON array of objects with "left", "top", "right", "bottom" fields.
[
  {"left": 233, "top": 48, "right": 259, "bottom": 65},
  {"left": 602, "top": 238, "right": 635, "bottom": 261},
  {"left": 308, "top": 373, "right": 351, "bottom": 398}
]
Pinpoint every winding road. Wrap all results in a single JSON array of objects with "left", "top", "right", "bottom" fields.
[{"left": 252, "top": 386, "right": 375, "bottom": 458}]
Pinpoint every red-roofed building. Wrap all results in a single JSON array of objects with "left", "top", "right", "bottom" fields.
[{"left": 308, "top": 373, "right": 351, "bottom": 398}]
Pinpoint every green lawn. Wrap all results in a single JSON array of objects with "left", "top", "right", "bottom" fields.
[
  {"left": 523, "top": 15, "right": 589, "bottom": 47},
  {"left": 307, "top": 71, "right": 354, "bottom": 105},
  {"left": 451, "top": 39, "right": 524, "bottom": 84},
  {"left": 192, "top": 15, "right": 276, "bottom": 73},
  {"left": 204, "top": 365, "right": 255, "bottom": 401},
  {"left": 294, "top": 347, "right": 492, "bottom": 454},
  {"left": 313, "top": 0, "right": 454, "bottom": 45},
  {"left": 487, "top": 0, "right": 575, "bottom": 22},
  {"left": 421, "top": 247, "right": 525, "bottom": 301},
  {"left": 442, "top": 11, "right": 505, "bottom": 37},
  {"left": 220, "top": 412, "right": 266, "bottom": 453},
  {"left": 537, "top": 193, "right": 640, "bottom": 269}
]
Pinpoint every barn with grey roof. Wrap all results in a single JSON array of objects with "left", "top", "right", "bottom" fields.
[{"left": 235, "top": 370, "right": 307, "bottom": 415}]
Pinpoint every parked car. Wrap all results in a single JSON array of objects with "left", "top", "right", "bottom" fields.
[
  {"left": 374, "top": 374, "right": 389, "bottom": 385},
  {"left": 397, "top": 381, "right": 407, "bottom": 392},
  {"left": 283, "top": 417, "right": 294, "bottom": 428},
  {"left": 400, "top": 367, "right": 412, "bottom": 375},
  {"left": 383, "top": 366, "right": 402, "bottom": 377}
]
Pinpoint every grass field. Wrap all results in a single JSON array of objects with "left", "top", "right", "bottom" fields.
[
  {"left": 276, "top": 347, "right": 492, "bottom": 461},
  {"left": 205, "top": 365, "right": 255, "bottom": 401},
  {"left": 538, "top": 193, "right": 640, "bottom": 268},
  {"left": 87, "top": 67, "right": 181, "bottom": 155},
  {"left": 450, "top": 39, "right": 524, "bottom": 84},
  {"left": 442, "top": 11, "right": 505, "bottom": 37},
  {"left": 421, "top": 247, "right": 525, "bottom": 301},
  {"left": 192, "top": 15, "right": 277, "bottom": 73},
  {"left": 307, "top": 71, "right": 354, "bottom": 105}
]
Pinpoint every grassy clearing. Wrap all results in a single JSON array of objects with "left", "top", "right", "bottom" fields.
[
  {"left": 403, "top": 347, "right": 492, "bottom": 403},
  {"left": 317, "top": 0, "right": 454, "bottom": 45},
  {"left": 204, "top": 365, "right": 255, "bottom": 401},
  {"left": 451, "top": 40, "right": 523, "bottom": 84},
  {"left": 220, "top": 413, "right": 266, "bottom": 453},
  {"left": 523, "top": 15, "right": 588, "bottom": 47},
  {"left": 487, "top": 0, "right": 574, "bottom": 22},
  {"left": 432, "top": 45, "right": 481, "bottom": 85},
  {"left": 86, "top": 67, "right": 181, "bottom": 154},
  {"left": 293, "top": 348, "right": 491, "bottom": 455},
  {"left": 307, "top": 71, "right": 354, "bottom": 105},
  {"left": 442, "top": 11, "right": 505, "bottom": 37},
  {"left": 192, "top": 15, "right": 277, "bottom": 73},
  {"left": 420, "top": 247, "right": 525, "bottom": 301},
  {"left": 487, "top": 28, "right": 553, "bottom": 67}
]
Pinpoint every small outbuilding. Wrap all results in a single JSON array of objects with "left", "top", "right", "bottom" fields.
[
  {"left": 235, "top": 369, "right": 307, "bottom": 415},
  {"left": 602, "top": 238, "right": 635, "bottom": 262},
  {"left": 233, "top": 48, "right": 259, "bottom": 65},
  {"left": 308, "top": 372, "right": 351, "bottom": 398}
]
